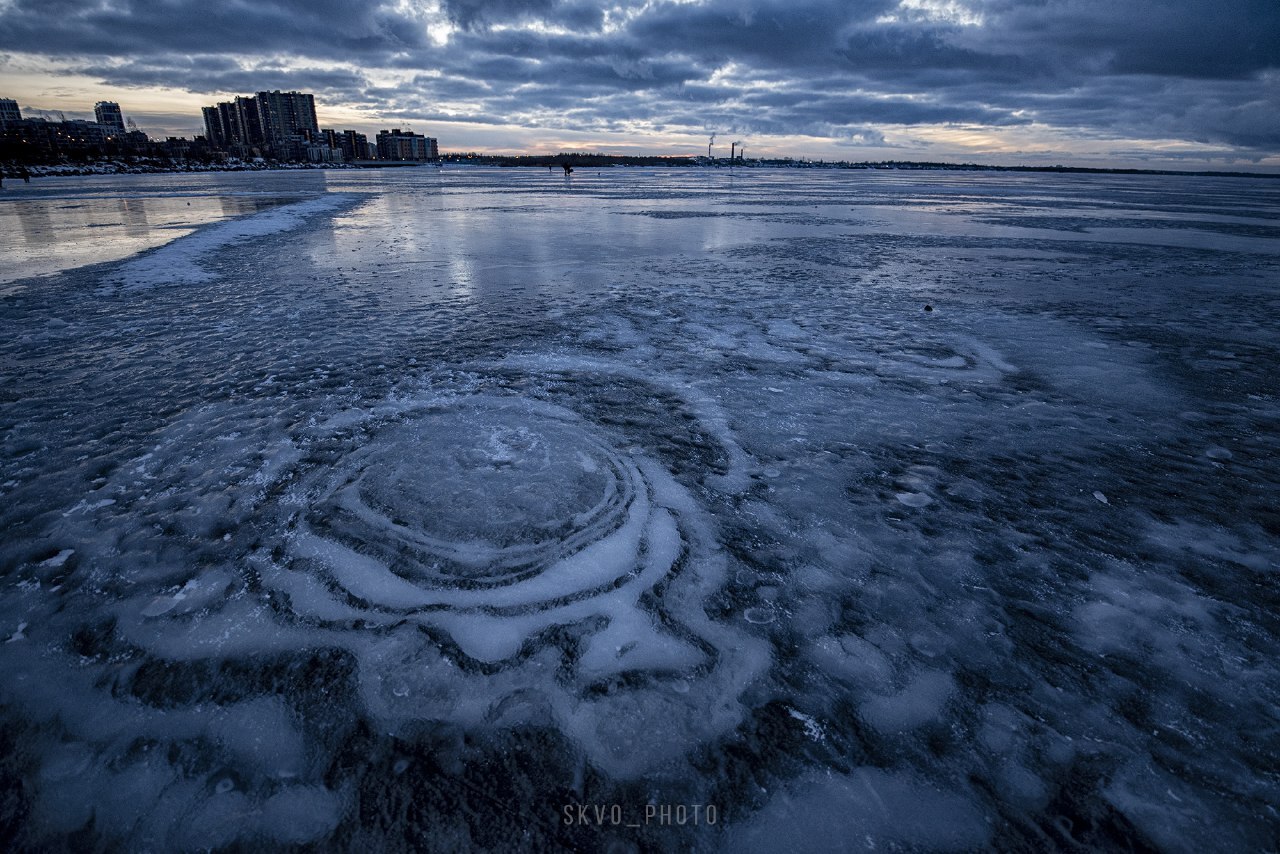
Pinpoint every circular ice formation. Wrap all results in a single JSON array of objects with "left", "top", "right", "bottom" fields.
[
  {"left": 307, "top": 403, "right": 633, "bottom": 589},
  {"left": 283, "top": 398, "right": 669, "bottom": 628},
  {"left": 261, "top": 392, "right": 769, "bottom": 774}
]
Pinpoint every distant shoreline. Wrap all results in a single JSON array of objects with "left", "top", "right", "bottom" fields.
[
  {"left": 440, "top": 154, "right": 1280, "bottom": 179},
  {"left": 8, "top": 157, "right": 1278, "bottom": 181}
]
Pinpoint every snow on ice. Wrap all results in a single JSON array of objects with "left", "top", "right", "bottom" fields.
[{"left": 1, "top": 167, "right": 1278, "bottom": 850}]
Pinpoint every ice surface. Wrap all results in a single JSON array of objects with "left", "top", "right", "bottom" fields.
[
  {"left": 724, "top": 768, "right": 990, "bottom": 852},
  {"left": 107, "top": 194, "right": 360, "bottom": 290},
  {"left": 0, "top": 172, "right": 338, "bottom": 288},
  {"left": 859, "top": 669, "right": 956, "bottom": 733},
  {"left": 2, "top": 167, "right": 1279, "bottom": 849}
]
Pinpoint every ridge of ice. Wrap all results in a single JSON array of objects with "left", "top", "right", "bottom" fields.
[{"left": 106, "top": 194, "right": 357, "bottom": 290}]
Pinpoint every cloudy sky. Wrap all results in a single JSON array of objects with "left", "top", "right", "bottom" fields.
[{"left": 1, "top": 0, "right": 1277, "bottom": 168}]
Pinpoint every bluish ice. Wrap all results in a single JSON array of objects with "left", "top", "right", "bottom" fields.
[{"left": 1, "top": 167, "right": 1278, "bottom": 851}]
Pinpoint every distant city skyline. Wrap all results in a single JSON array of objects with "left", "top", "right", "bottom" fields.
[{"left": 1, "top": 0, "right": 1277, "bottom": 170}]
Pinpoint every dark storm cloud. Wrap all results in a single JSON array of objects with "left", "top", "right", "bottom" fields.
[
  {"left": 736, "top": 89, "right": 1025, "bottom": 128},
  {"left": 78, "top": 56, "right": 371, "bottom": 101},
  {"left": 630, "top": 0, "right": 899, "bottom": 66},
  {"left": 976, "top": 0, "right": 1280, "bottom": 80},
  {"left": 0, "top": 0, "right": 428, "bottom": 56},
  {"left": 2, "top": 0, "right": 1277, "bottom": 154},
  {"left": 837, "top": 24, "right": 1032, "bottom": 78}
]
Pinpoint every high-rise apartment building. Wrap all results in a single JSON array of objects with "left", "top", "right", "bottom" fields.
[
  {"left": 235, "top": 96, "right": 264, "bottom": 147},
  {"left": 201, "top": 91, "right": 318, "bottom": 154},
  {"left": 201, "top": 106, "right": 225, "bottom": 149},
  {"left": 93, "top": 101, "right": 126, "bottom": 133},
  {"left": 204, "top": 102, "right": 238, "bottom": 149},
  {"left": 0, "top": 98, "right": 21, "bottom": 129},
  {"left": 255, "top": 90, "right": 319, "bottom": 144}
]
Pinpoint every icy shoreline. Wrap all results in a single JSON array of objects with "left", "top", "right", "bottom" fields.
[{"left": 18, "top": 160, "right": 359, "bottom": 178}]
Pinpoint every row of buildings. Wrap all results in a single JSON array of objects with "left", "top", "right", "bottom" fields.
[
  {"left": 1, "top": 92, "right": 440, "bottom": 165},
  {"left": 201, "top": 91, "right": 438, "bottom": 163},
  {"left": 1, "top": 97, "right": 156, "bottom": 159}
]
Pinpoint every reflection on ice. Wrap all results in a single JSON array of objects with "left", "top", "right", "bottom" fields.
[
  {"left": 0, "top": 171, "right": 339, "bottom": 288},
  {"left": 1, "top": 168, "right": 1278, "bottom": 849},
  {"left": 108, "top": 194, "right": 361, "bottom": 290}
]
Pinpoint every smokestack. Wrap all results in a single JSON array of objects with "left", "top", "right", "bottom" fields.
[
  {"left": 708, "top": 132, "right": 716, "bottom": 158},
  {"left": 730, "top": 142, "right": 736, "bottom": 161}
]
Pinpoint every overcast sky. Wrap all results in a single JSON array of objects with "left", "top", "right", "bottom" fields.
[{"left": 1, "top": 0, "right": 1277, "bottom": 168}]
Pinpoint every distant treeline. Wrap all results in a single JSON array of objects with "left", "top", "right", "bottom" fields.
[
  {"left": 439, "top": 152, "right": 1278, "bottom": 179},
  {"left": 826, "top": 160, "right": 1280, "bottom": 179},
  {"left": 442, "top": 152, "right": 700, "bottom": 167}
]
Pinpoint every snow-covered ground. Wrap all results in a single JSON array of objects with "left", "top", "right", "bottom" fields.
[{"left": 1, "top": 168, "right": 1278, "bottom": 850}]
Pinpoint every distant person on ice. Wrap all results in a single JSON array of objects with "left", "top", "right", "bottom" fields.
[{"left": 562, "top": 163, "right": 573, "bottom": 176}]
